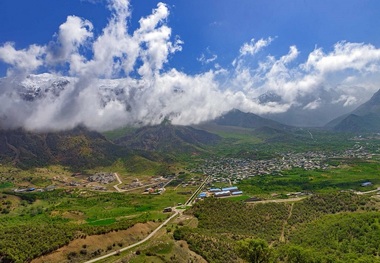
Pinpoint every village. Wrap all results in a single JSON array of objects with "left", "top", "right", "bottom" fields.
[
  {"left": 13, "top": 172, "right": 174, "bottom": 194},
  {"left": 192, "top": 146, "right": 373, "bottom": 186},
  {"left": 11, "top": 144, "right": 374, "bottom": 196}
]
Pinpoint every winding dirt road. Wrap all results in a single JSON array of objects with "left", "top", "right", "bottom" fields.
[{"left": 83, "top": 211, "right": 179, "bottom": 263}]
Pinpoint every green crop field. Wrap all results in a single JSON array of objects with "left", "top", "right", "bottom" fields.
[
  {"left": 238, "top": 159, "right": 380, "bottom": 197},
  {"left": 0, "top": 182, "right": 13, "bottom": 189}
]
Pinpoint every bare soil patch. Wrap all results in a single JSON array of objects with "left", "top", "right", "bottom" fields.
[{"left": 32, "top": 221, "right": 159, "bottom": 263}]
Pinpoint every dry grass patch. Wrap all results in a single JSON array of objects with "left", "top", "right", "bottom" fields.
[
  {"left": 61, "top": 210, "right": 86, "bottom": 221},
  {"left": 32, "top": 221, "right": 159, "bottom": 263}
]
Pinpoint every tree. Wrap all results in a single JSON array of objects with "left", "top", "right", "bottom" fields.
[
  {"left": 283, "top": 245, "right": 316, "bottom": 263},
  {"left": 236, "top": 238, "right": 273, "bottom": 263}
]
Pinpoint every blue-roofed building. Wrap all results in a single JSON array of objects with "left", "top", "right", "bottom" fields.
[
  {"left": 214, "top": 191, "right": 231, "bottom": 197},
  {"left": 231, "top": 191, "right": 243, "bottom": 195},
  {"left": 222, "top": 186, "right": 238, "bottom": 192},
  {"left": 198, "top": 192, "right": 207, "bottom": 198},
  {"left": 361, "top": 181, "right": 372, "bottom": 187},
  {"left": 209, "top": 188, "right": 221, "bottom": 192}
]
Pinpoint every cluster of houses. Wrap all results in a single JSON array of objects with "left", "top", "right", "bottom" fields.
[
  {"left": 198, "top": 186, "right": 243, "bottom": 199},
  {"left": 144, "top": 187, "right": 165, "bottom": 194},
  {"left": 88, "top": 172, "right": 116, "bottom": 184},
  {"left": 123, "top": 176, "right": 173, "bottom": 191},
  {"left": 193, "top": 146, "right": 373, "bottom": 186}
]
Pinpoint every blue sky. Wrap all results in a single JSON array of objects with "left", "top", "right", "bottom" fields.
[
  {"left": 2, "top": 0, "right": 380, "bottom": 75},
  {"left": 1, "top": 0, "right": 380, "bottom": 130}
]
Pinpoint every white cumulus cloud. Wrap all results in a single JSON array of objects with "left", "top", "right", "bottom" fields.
[
  {"left": 239, "top": 37, "right": 274, "bottom": 56},
  {"left": 0, "top": 43, "right": 46, "bottom": 75},
  {"left": 1, "top": 1, "right": 380, "bottom": 130}
]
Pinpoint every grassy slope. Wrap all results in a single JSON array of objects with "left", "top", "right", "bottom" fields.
[{"left": 102, "top": 126, "right": 137, "bottom": 141}]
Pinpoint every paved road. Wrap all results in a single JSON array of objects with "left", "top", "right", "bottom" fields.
[{"left": 185, "top": 175, "right": 210, "bottom": 205}]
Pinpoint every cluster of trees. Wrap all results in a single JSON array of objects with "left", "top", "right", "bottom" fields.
[
  {"left": 288, "top": 212, "right": 380, "bottom": 262},
  {"left": 176, "top": 193, "right": 379, "bottom": 262},
  {"left": 0, "top": 215, "right": 144, "bottom": 262},
  {"left": 189, "top": 198, "right": 289, "bottom": 241},
  {"left": 0, "top": 189, "right": 157, "bottom": 262},
  {"left": 174, "top": 227, "right": 239, "bottom": 263},
  {"left": 0, "top": 220, "right": 74, "bottom": 262},
  {"left": 288, "top": 192, "right": 371, "bottom": 225},
  {"left": 0, "top": 195, "right": 12, "bottom": 214}
]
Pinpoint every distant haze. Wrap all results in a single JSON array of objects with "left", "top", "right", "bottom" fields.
[{"left": 1, "top": 0, "right": 380, "bottom": 131}]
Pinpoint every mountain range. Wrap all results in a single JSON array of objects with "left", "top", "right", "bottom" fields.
[
  {"left": 212, "top": 109, "right": 291, "bottom": 130},
  {"left": 115, "top": 120, "right": 221, "bottom": 155},
  {"left": 326, "top": 89, "right": 380, "bottom": 132},
  {"left": 0, "top": 126, "right": 124, "bottom": 169},
  {"left": 1, "top": 88, "right": 380, "bottom": 168}
]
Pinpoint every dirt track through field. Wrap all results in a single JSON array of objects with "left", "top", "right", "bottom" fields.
[
  {"left": 32, "top": 222, "right": 158, "bottom": 263},
  {"left": 245, "top": 197, "right": 306, "bottom": 204},
  {"left": 83, "top": 211, "right": 179, "bottom": 263},
  {"left": 279, "top": 203, "right": 294, "bottom": 242}
]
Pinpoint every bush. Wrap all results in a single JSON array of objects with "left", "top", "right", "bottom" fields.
[{"left": 67, "top": 251, "right": 77, "bottom": 260}]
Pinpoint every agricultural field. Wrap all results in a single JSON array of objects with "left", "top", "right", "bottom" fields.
[
  {"left": 238, "top": 158, "right": 380, "bottom": 198},
  {"left": 0, "top": 163, "right": 205, "bottom": 262}
]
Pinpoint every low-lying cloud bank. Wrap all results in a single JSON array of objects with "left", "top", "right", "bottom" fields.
[{"left": 1, "top": 0, "right": 380, "bottom": 131}]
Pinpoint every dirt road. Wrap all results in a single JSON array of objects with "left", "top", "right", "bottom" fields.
[{"left": 83, "top": 211, "right": 179, "bottom": 263}]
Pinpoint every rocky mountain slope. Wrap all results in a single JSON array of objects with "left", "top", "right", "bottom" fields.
[
  {"left": 326, "top": 89, "right": 380, "bottom": 132},
  {"left": 0, "top": 126, "right": 125, "bottom": 168},
  {"left": 212, "top": 109, "right": 291, "bottom": 130},
  {"left": 115, "top": 121, "right": 221, "bottom": 154}
]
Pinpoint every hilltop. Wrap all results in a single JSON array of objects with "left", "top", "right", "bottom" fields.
[
  {"left": 0, "top": 126, "right": 125, "bottom": 169},
  {"left": 326, "top": 89, "right": 380, "bottom": 132},
  {"left": 212, "top": 109, "right": 291, "bottom": 130},
  {"left": 114, "top": 121, "right": 221, "bottom": 155}
]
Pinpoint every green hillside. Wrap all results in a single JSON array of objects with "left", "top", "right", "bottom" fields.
[
  {"left": 0, "top": 126, "right": 126, "bottom": 169},
  {"left": 174, "top": 192, "right": 380, "bottom": 263},
  {"left": 114, "top": 122, "right": 221, "bottom": 155}
]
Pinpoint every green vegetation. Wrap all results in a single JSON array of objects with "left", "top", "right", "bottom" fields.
[
  {"left": 288, "top": 192, "right": 374, "bottom": 225},
  {"left": 86, "top": 218, "right": 117, "bottom": 226},
  {"left": 0, "top": 188, "right": 189, "bottom": 262},
  {"left": 190, "top": 198, "right": 288, "bottom": 241},
  {"left": 0, "top": 182, "right": 13, "bottom": 189},
  {"left": 174, "top": 192, "right": 380, "bottom": 262},
  {"left": 102, "top": 126, "right": 137, "bottom": 140},
  {"left": 236, "top": 238, "right": 273, "bottom": 263},
  {"left": 188, "top": 127, "right": 361, "bottom": 161},
  {"left": 238, "top": 159, "right": 380, "bottom": 197},
  {"left": 287, "top": 212, "right": 380, "bottom": 262},
  {"left": 2, "top": 122, "right": 380, "bottom": 262}
]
